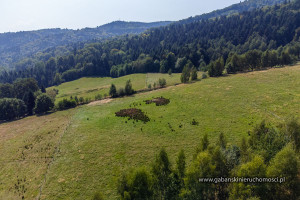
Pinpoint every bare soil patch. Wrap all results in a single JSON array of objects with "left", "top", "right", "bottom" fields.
[{"left": 88, "top": 98, "right": 113, "bottom": 106}]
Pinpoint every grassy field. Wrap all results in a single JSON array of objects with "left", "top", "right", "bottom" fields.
[
  {"left": 0, "top": 66, "right": 300, "bottom": 199},
  {"left": 49, "top": 73, "right": 183, "bottom": 103}
]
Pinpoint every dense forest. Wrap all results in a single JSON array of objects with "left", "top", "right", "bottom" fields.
[
  {"left": 178, "top": 0, "right": 286, "bottom": 24},
  {"left": 0, "top": 21, "right": 171, "bottom": 68},
  {"left": 0, "top": 0, "right": 299, "bottom": 88},
  {"left": 0, "top": 0, "right": 285, "bottom": 71}
]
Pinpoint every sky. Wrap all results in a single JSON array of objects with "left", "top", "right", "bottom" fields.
[{"left": 0, "top": 0, "right": 241, "bottom": 33}]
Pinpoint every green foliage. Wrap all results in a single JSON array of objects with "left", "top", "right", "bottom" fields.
[
  {"left": 266, "top": 145, "right": 299, "bottom": 200},
  {"left": 230, "top": 155, "right": 267, "bottom": 200},
  {"left": 34, "top": 94, "right": 54, "bottom": 114},
  {"left": 284, "top": 117, "right": 300, "bottom": 151},
  {"left": 208, "top": 58, "right": 224, "bottom": 77},
  {"left": 2, "top": 1, "right": 299, "bottom": 87},
  {"left": 109, "top": 84, "right": 117, "bottom": 98},
  {"left": 218, "top": 132, "right": 227, "bottom": 149},
  {"left": 152, "top": 149, "right": 173, "bottom": 200},
  {"left": 22, "top": 91, "right": 35, "bottom": 115},
  {"left": 196, "top": 133, "right": 209, "bottom": 154},
  {"left": 0, "top": 98, "right": 27, "bottom": 121},
  {"left": 95, "top": 94, "right": 102, "bottom": 101},
  {"left": 0, "top": 83, "right": 14, "bottom": 98},
  {"left": 190, "top": 66, "right": 198, "bottom": 81},
  {"left": 248, "top": 121, "right": 288, "bottom": 162},
  {"left": 125, "top": 80, "right": 134, "bottom": 95},
  {"left": 176, "top": 150, "right": 186, "bottom": 183},
  {"left": 118, "top": 168, "right": 153, "bottom": 200},
  {"left": 158, "top": 78, "right": 166, "bottom": 88},
  {"left": 201, "top": 73, "right": 208, "bottom": 79},
  {"left": 184, "top": 151, "right": 215, "bottom": 200},
  {"left": 57, "top": 99, "right": 77, "bottom": 111},
  {"left": 180, "top": 63, "right": 191, "bottom": 83}
]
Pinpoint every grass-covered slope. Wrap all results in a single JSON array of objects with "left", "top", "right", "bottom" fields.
[
  {"left": 49, "top": 73, "right": 182, "bottom": 103},
  {"left": 0, "top": 65, "right": 299, "bottom": 199}
]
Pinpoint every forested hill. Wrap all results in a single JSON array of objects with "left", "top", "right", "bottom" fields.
[
  {"left": 1, "top": 0, "right": 300, "bottom": 87},
  {"left": 178, "top": 0, "right": 286, "bottom": 24},
  {"left": 0, "top": 21, "right": 171, "bottom": 68}
]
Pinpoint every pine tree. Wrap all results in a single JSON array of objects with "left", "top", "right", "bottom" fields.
[{"left": 109, "top": 84, "right": 117, "bottom": 98}]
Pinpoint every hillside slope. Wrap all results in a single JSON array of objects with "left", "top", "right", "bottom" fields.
[
  {"left": 0, "top": 65, "right": 299, "bottom": 199},
  {"left": 178, "top": 0, "right": 286, "bottom": 24},
  {"left": 0, "top": 21, "right": 171, "bottom": 68},
  {"left": 2, "top": 0, "right": 299, "bottom": 87}
]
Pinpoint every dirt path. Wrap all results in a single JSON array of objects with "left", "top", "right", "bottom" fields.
[{"left": 87, "top": 98, "right": 113, "bottom": 106}]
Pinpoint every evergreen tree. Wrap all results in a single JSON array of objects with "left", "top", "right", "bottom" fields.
[
  {"left": 109, "top": 84, "right": 117, "bottom": 98},
  {"left": 152, "top": 149, "right": 173, "bottom": 200},
  {"left": 22, "top": 91, "right": 35, "bottom": 115},
  {"left": 181, "top": 64, "right": 191, "bottom": 83},
  {"left": 190, "top": 66, "right": 198, "bottom": 81},
  {"left": 125, "top": 80, "right": 134, "bottom": 95}
]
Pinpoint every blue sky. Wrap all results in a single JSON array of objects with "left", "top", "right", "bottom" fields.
[{"left": 0, "top": 0, "right": 241, "bottom": 33}]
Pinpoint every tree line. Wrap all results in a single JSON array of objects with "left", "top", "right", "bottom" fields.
[
  {"left": 0, "top": 78, "right": 55, "bottom": 121},
  {"left": 1, "top": 1, "right": 300, "bottom": 86}
]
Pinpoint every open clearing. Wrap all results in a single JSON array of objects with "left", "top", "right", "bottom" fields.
[
  {"left": 0, "top": 65, "right": 299, "bottom": 199},
  {"left": 49, "top": 73, "right": 183, "bottom": 103}
]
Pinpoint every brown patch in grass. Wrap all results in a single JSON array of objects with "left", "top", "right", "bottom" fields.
[
  {"left": 115, "top": 108, "right": 150, "bottom": 122},
  {"left": 145, "top": 97, "right": 170, "bottom": 106}
]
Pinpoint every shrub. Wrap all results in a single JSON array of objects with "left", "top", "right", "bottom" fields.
[
  {"left": 57, "top": 99, "right": 77, "bottom": 110},
  {"left": 158, "top": 78, "right": 167, "bottom": 88},
  {"left": 34, "top": 94, "right": 54, "bottom": 114},
  {"left": 95, "top": 94, "right": 102, "bottom": 101},
  {"left": 202, "top": 73, "right": 208, "bottom": 79}
]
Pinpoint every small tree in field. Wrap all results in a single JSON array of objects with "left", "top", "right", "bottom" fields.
[
  {"left": 158, "top": 78, "right": 167, "bottom": 88},
  {"left": 34, "top": 94, "right": 54, "bottom": 114},
  {"left": 181, "top": 64, "right": 191, "bottom": 83},
  {"left": 125, "top": 80, "right": 134, "bottom": 95},
  {"left": 109, "top": 84, "right": 117, "bottom": 98}
]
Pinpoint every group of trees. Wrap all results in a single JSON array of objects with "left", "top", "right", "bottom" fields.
[
  {"left": 1, "top": 1, "right": 299, "bottom": 85},
  {"left": 180, "top": 61, "right": 198, "bottom": 83},
  {"left": 0, "top": 78, "right": 54, "bottom": 121},
  {"left": 109, "top": 80, "right": 135, "bottom": 98},
  {"left": 115, "top": 118, "right": 299, "bottom": 200}
]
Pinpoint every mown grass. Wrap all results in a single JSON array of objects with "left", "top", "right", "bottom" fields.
[
  {"left": 1, "top": 66, "right": 299, "bottom": 199},
  {"left": 49, "top": 73, "right": 182, "bottom": 103}
]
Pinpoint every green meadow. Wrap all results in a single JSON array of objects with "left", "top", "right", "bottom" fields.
[
  {"left": 49, "top": 73, "right": 182, "bottom": 103},
  {"left": 0, "top": 65, "right": 299, "bottom": 199}
]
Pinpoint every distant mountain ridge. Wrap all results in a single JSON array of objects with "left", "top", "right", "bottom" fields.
[
  {"left": 0, "top": 21, "right": 172, "bottom": 68},
  {"left": 0, "top": 0, "right": 288, "bottom": 70}
]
